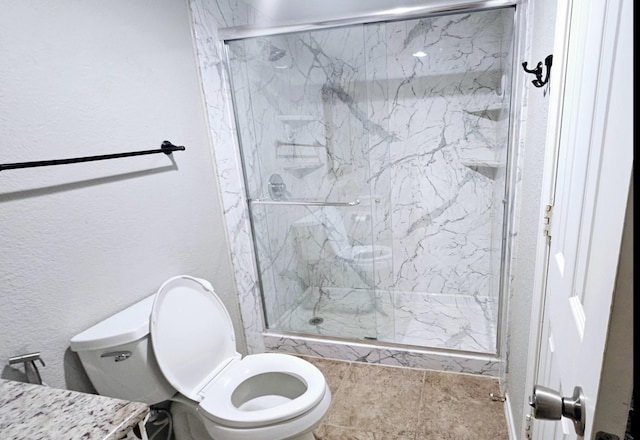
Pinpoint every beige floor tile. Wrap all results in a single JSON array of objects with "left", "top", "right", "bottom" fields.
[
  {"left": 314, "top": 423, "right": 415, "bottom": 439},
  {"left": 298, "top": 355, "right": 351, "bottom": 396},
  {"left": 325, "top": 362, "right": 425, "bottom": 437},
  {"left": 417, "top": 371, "right": 508, "bottom": 440}
]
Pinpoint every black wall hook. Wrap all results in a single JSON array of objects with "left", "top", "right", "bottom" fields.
[{"left": 522, "top": 54, "right": 553, "bottom": 88}]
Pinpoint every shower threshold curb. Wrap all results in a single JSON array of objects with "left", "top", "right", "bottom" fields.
[{"left": 262, "top": 332, "right": 502, "bottom": 377}]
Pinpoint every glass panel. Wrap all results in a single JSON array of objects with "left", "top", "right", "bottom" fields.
[
  {"left": 227, "top": 23, "right": 381, "bottom": 342},
  {"left": 250, "top": 203, "right": 379, "bottom": 340},
  {"left": 226, "top": 26, "right": 372, "bottom": 203},
  {"left": 226, "top": 6, "right": 515, "bottom": 355},
  {"left": 368, "top": 9, "right": 514, "bottom": 355}
]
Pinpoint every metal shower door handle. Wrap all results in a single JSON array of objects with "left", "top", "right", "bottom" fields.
[
  {"left": 528, "top": 385, "right": 585, "bottom": 436},
  {"left": 250, "top": 198, "right": 361, "bottom": 207}
]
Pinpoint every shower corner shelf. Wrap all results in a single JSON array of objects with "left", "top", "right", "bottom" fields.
[
  {"left": 283, "top": 163, "right": 324, "bottom": 178},
  {"left": 277, "top": 115, "right": 316, "bottom": 124},
  {"left": 463, "top": 105, "right": 507, "bottom": 121},
  {"left": 461, "top": 159, "right": 501, "bottom": 180}
]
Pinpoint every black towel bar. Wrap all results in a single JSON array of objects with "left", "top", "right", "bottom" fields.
[{"left": 0, "top": 140, "right": 185, "bottom": 172}]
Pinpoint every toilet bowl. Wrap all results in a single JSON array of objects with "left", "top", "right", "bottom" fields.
[{"left": 70, "top": 275, "right": 331, "bottom": 440}]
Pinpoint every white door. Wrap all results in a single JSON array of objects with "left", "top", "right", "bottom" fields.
[{"left": 531, "top": 0, "right": 633, "bottom": 439}]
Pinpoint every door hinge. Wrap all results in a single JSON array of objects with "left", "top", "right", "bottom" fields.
[{"left": 542, "top": 204, "right": 553, "bottom": 237}]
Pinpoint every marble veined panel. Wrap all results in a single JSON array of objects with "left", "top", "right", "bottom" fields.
[
  {"left": 226, "top": 25, "right": 373, "bottom": 203},
  {"left": 189, "top": 0, "right": 267, "bottom": 353},
  {"left": 278, "top": 287, "right": 496, "bottom": 354},
  {"left": 277, "top": 287, "right": 378, "bottom": 339},
  {"left": 264, "top": 333, "right": 501, "bottom": 376},
  {"left": 374, "top": 10, "right": 511, "bottom": 294},
  {"left": 191, "top": 0, "right": 515, "bottom": 366},
  {"left": 392, "top": 292, "right": 497, "bottom": 353}
]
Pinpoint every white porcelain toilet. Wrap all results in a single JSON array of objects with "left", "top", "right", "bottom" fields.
[{"left": 69, "top": 275, "right": 331, "bottom": 440}]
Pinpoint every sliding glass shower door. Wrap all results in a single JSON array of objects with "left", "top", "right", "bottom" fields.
[{"left": 226, "top": 6, "right": 514, "bottom": 355}]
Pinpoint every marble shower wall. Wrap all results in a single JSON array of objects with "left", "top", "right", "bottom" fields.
[
  {"left": 374, "top": 11, "right": 513, "bottom": 298},
  {"left": 226, "top": 8, "right": 513, "bottom": 335},
  {"left": 189, "top": 0, "right": 516, "bottom": 374},
  {"left": 188, "top": 1, "right": 266, "bottom": 353},
  {"left": 227, "top": 26, "right": 376, "bottom": 324}
]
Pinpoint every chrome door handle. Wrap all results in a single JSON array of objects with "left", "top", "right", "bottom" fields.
[{"left": 528, "top": 385, "right": 585, "bottom": 436}]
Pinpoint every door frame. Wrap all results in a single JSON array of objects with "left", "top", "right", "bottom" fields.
[
  {"left": 519, "top": 0, "right": 572, "bottom": 430},
  {"left": 520, "top": 0, "right": 634, "bottom": 438}
]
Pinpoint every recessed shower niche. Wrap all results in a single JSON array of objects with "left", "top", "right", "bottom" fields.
[{"left": 225, "top": 6, "right": 515, "bottom": 356}]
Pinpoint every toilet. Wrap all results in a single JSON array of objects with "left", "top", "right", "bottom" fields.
[{"left": 69, "top": 275, "right": 331, "bottom": 440}]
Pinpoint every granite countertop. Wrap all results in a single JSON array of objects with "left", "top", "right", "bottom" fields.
[{"left": 0, "top": 379, "right": 149, "bottom": 440}]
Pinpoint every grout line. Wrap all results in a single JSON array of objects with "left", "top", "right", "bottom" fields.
[{"left": 330, "top": 360, "right": 352, "bottom": 403}]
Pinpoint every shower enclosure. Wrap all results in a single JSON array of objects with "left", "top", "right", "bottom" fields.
[{"left": 225, "top": 7, "right": 515, "bottom": 356}]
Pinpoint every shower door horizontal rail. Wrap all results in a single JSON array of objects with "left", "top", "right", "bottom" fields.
[
  {"left": 249, "top": 198, "right": 361, "bottom": 207},
  {"left": 219, "top": 0, "right": 516, "bottom": 41}
]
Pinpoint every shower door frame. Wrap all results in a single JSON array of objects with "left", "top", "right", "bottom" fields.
[{"left": 199, "top": 0, "right": 526, "bottom": 377}]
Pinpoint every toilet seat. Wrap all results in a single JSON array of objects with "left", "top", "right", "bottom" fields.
[
  {"left": 150, "top": 275, "right": 241, "bottom": 401},
  {"left": 150, "top": 275, "right": 328, "bottom": 431},
  {"left": 197, "top": 353, "right": 327, "bottom": 428}
]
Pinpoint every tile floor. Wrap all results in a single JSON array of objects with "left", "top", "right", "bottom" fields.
[{"left": 301, "top": 355, "right": 510, "bottom": 440}]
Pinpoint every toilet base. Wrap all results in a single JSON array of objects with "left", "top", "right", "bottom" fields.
[
  {"left": 170, "top": 402, "right": 319, "bottom": 440},
  {"left": 288, "top": 431, "right": 316, "bottom": 440},
  {"left": 169, "top": 385, "right": 330, "bottom": 440},
  {"left": 170, "top": 398, "right": 212, "bottom": 440}
]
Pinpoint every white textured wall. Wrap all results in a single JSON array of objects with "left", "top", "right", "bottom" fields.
[{"left": 0, "top": 0, "right": 245, "bottom": 392}]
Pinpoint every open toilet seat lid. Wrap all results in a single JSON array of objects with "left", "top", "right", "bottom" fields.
[{"left": 150, "top": 275, "right": 240, "bottom": 401}]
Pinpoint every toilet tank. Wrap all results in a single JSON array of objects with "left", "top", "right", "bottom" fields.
[{"left": 69, "top": 294, "right": 175, "bottom": 405}]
